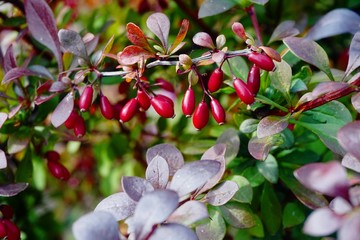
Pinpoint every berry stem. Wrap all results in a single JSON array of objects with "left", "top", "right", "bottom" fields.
[{"left": 245, "top": 4, "right": 263, "bottom": 45}]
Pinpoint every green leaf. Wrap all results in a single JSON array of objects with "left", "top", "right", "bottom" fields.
[
  {"left": 242, "top": 166, "right": 265, "bottom": 187},
  {"left": 222, "top": 56, "right": 249, "bottom": 81},
  {"left": 196, "top": 206, "right": 226, "bottom": 240},
  {"left": 219, "top": 201, "right": 255, "bottom": 228},
  {"left": 227, "top": 175, "right": 253, "bottom": 203},
  {"left": 33, "top": 154, "right": 46, "bottom": 190},
  {"left": 283, "top": 37, "right": 334, "bottom": 80},
  {"left": 256, "top": 154, "right": 278, "bottom": 183},
  {"left": 269, "top": 59, "right": 292, "bottom": 102},
  {"left": 16, "top": 147, "right": 33, "bottom": 182},
  {"left": 260, "top": 183, "right": 282, "bottom": 235},
  {"left": 257, "top": 115, "right": 289, "bottom": 138},
  {"left": 282, "top": 202, "right": 305, "bottom": 228},
  {"left": 247, "top": 214, "right": 265, "bottom": 238}
]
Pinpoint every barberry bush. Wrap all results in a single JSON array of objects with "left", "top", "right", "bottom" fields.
[{"left": 0, "top": 0, "right": 359, "bottom": 239}]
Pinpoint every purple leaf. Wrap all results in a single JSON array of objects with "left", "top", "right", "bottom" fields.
[
  {"left": 4, "top": 44, "right": 17, "bottom": 72},
  {"left": 338, "top": 214, "right": 360, "bottom": 240},
  {"left": 228, "top": 175, "right": 253, "bottom": 204},
  {"left": 146, "top": 143, "right": 184, "bottom": 176},
  {"left": 0, "top": 149, "right": 7, "bottom": 169},
  {"left": 196, "top": 207, "right": 226, "bottom": 240},
  {"left": 51, "top": 92, "right": 74, "bottom": 128},
  {"left": 94, "top": 192, "right": 136, "bottom": 221},
  {"left": 294, "top": 161, "right": 349, "bottom": 198},
  {"left": 83, "top": 33, "right": 100, "bottom": 55},
  {"left": 170, "top": 160, "right": 221, "bottom": 198},
  {"left": 149, "top": 223, "right": 198, "bottom": 240},
  {"left": 283, "top": 37, "right": 333, "bottom": 80},
  {"left": 118, "top": 45, "right": 155, "bottom": 66},
  {"left": 24, "top": 0, "right": 63, "bottom": 71},
  {"left": 203, "top": 181, "right": 239, "bottom": 206},
  {"left": 58, "top": 29, "right": 88, "bottom": 60},
  {"left": 28, "top": 65, "right": 54, "bottom": 80},
  {"left": 341, "top": 153, "right": 360, "bottom": 173},
  {"left": 338, "top": 121, "right": 360, "bottom": 160},
  {"left": 269, "top": 20, "right": 300, "bottom": 43},
  {"left": 167, "top": 201, "right": 208, "bottom": 226},
  {"left": 49, "top": 81, "right": 68, "bottom": 92},
  {"left": 257, "top": 116, "right": 288, "bottom": 139},
  {"left": 2, "top": 67, "right": 35, "bottom": 85},
  {"left": 216, "top": 129, "right": 240, "bottom": 162},
  {"left": 146, "top": 13, "right": 170, "bottom": 49},
  {"left": 312, "top": 82, "right": 349, "bottom": 97},
  {"left": 349, "top": 186, "right": 360, "bottom": 207},
  {"left": 198, "top": 0, "right": 236, "bottom": 19},
  {"left": 9, "top": 104, "right": 23, "bottom": 119},
  {"left": 329, "top": 197, "right": 352, "bottom": 215},
  {"left": 72, "top": 211, "right": 120, "bottom": 240},
  {"left": 351, "top": 92, "right": 360, "bottom": 113},
  {"left": 0, "top": 112, "right": 8, "bottom": 129},
  {"left": 346, "top": 32, "right": 360, "bottom": 76},
  {"left": 306, "top": 9, "right": 360, "bottom": 41},
  {"left": 197, "top": 144, "right": 226, "bottom": 195},
  {"left": 121, "top": 176, "right": 154, "bottom": 202},
  {"left": 132, "top": 190, "right": 179, "bottom": 239},
  {"left": 219, "top": 202, "right": 255, "bottom": 228},
  {"left": 303, "top": 207, "right": 343, "bottom": 236},
  {"left": 145, "top": 156, "right": 169, "bottom": 189},
  {"left": 0, "top": 183, "right": 28, "bottom": 197},
  {"left": 248, "top": 135, "right": 280, "bottom": 160},
  {"left": 8, "top": 135, "right": 30, "bottom": 154},
  {"left": 192, "top": 32, "right": 215, "bottom": 49}
]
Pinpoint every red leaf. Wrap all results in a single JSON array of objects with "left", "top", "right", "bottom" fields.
[
  {"left": 126, "top": 23, "right": 152, "bottom": 52},
  {"left": 2, "top": 67, "right": 35, "bottom": 85},
  {"left": 168, "top": 19, "right": 190, "bottom": 54},
  {"left": 118, "top": 45, "right": 155, "bottom": 65}
]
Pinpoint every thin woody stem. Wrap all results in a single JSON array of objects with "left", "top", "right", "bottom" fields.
[{"left": 246, "top": 5, "right": 263, "bottom": 45}]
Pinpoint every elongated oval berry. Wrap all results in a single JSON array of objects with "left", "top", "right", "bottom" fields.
[
  {"left": 192, "top": 101, "right": 209, "bottom": 130},
  {"left": 155, "top": 78, "right": 175, "bottom": 92},
  {"left": 210, "top": 98, "right": 225, "bottom": 125},
  {"left": 100, "top": 95, "right": 114, "bottom": 119},
  {"left": 120, "top": 98, "right": 139, "bottom": 123},
  {"left": 79, "top": 86, "right": 94, "bottom": 112},
  {"left": 151, "top": 95, "right": 175, "bottom": 118},
  {"left": 182, "top": 87, "right": 196, "bottom": 117},
  {"left": 137, "top": 89, "right": 151, "bottom": 111},
  {"left": 2, "top": 219, "right": 20, "bottom": 240},
  {"left": 64, "top": 110, "right": 79, "bottom": 129},
  {"left": 45, "top": 150, "right": 60, "bottom": 162},
  {"left": 73, "top": 115, "right": 86, "bottom": 138},
  {"left": 0, "top": 205, "right": 14, "bottom": 219},
  {"left": 233, "top": 78, "right": 255, "bottom": 104},
  {"left": 208, "top": 68, "right": 223, "bottom": 93},
  {"left": 247, "top": 64, "right": 261, "bottom": 94},
  {"left": 156, "top": 94, "right": 174, "bottom": 107},
  {"left": 47, "top": 160, "right": 70, "bottom": 181},
  {"left": 0, "top": 221, "right": 6, "bottom": 238},
  {"left": 248, "top": 52, "right": 275, "bottom": 71}
]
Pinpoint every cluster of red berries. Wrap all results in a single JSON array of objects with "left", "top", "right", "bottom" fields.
[
  {"left": 45, "top": 150, "right": 70, "bottom": 181},
  {"left": 0, "top": 205, "right": 20, "bottom": 240}
]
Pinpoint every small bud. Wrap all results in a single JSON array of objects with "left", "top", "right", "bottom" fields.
[
  {"left": 120, "top": 98, "right": 139, "bottom": 123},
  {"left": 210, "top": 98, "right": 226, "bottom": 125},
  {"left": 100, "top": 95, "right": 114, "bottom": 120},
  {"left": 151, "top": 95, "right": 175, "bottom": 118},
  {"left": 79, "top": 86, "right": 94, "bottom": 112},
  {"left": 233, "top": 78, "right": 255, "bottom": 104},
  {"left": 192, "top": 101, "right": 209, "bottom": 130},
  {"left": 182, "top": 87, "right": 196, "bottom": 117},
  {"left": 208, "top": 68, "right": 223, "bottom": 93}
]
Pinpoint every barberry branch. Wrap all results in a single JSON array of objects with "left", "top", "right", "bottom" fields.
[{"left": 245, "top": 5, "right": 263, "bottom": 45}]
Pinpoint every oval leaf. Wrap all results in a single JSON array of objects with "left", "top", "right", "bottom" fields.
[
  {"left": 203, "top": 181, "right": 239, "bottom": 206},
  {"left": 94, "top": 192, "right": 136, "bottom": 221},
  {"left": 8, "top": 135, "right": 30, "bottom": 154},
  {"left": 338, "top": 121, "right": 360, "bottom": 160},
  {"left": 121, "top": 176, "right": 154, "bottom": 202},
  {"left": 146, "top": 143, "right": 184, "bottom": 176},
  {"left": 284, "top": 37, "right": 333, "bottom": 80},
  {"left": 145, "top": 155, "right": 169, "bottom": 189},
  {"left": 126, "top": 23, "right": 152, "bottom": 52},
  {"left": 0, "top": 112, "right": 8, "bottom": 129},
  {"left": 256, "top": 154, "right": 278, "bottom": 183},
  {"left": 219, "top": 201, "right": 255, "bottom": 228},
  {"left": 51, "top": 92, "right": 74, "bottom": 128},
  {"left": 24, "top": 0, "right": 63, "bottom": 71},
  {"left": 3, "top": 44, "right": 17, "bottom": 72},
  {"left": 351, "top": 92, "right": 360, "bottom": 113},
  {"left": 0, "top": 183, "right": 28, "bottom": 197},
  {"left": 167, "top": 201, "right": 208, "bottom": 226},
  {"left": 227, "top": 175, "right": 253, "bottom": 204},
  {"left": 146, "top": 13, "right": 170, "bottom": 48},
  {"left": 169, "top": 160, "right": 221, "bottom": 198},
  {"left": 118, "top": 45, "right": 155, "bottom": 66},
  {"left": 168, "top": 19, "right": 190, "bottom": 54},
  {"left": 149, "top": 223, "right": 198, "bottom": 240},
  {"left": 196, "top": 206, "right": 226, "bottom": 240},
  {"left": 58, "top": 29, "right": 88, "bottom": 60},
  {"left": 269, "top": 59, "right": 292, "bottom": 101},
  {"left": 269, "top": 20, "right": 300, "bottom": 43},
  {"left": 198, "top": 0, "right": 236, "bottom": 19},
  {"left": 338, "top": 213, "right": 360, "bottom": 240},
  {"left": 192, "top": 32, "right": 215, "bottom": 49},
  {"left": 132, "top": 190, "right": 179, "bottom": 239},
  {"left": 257, "top": 116, "right": 288, "bottom": 139},
  {"left": 248, "top": 135, "right": 281, "bottom": 160},
  {"left": 341, "top": 153, "right": 360, "bottom": 173},
  {"left": 294, "top": 161, "right": 349, "bottom": 198},
  {"left": 303, "top": 207, "right": 343, "bottom": 236},
  {"left": 232, "top": 22, "right": 247, "bottom": 40},
  {"left": 346, "top": 32, "right": 360, "bottom": 76},
  {"left": 2, "top": 67, "right": 35, "bottom": 85},
  {"left": 306, "top": 8, "right": 360, "bottom": 41},
  {"left": 0, "top": 149, "right": 7, "bottom": 169},
  {"left": 72, "top": 211, "right": 120, "bottom": 240},
  {"left": 216, "top": 129, "right": 240, "bottom": 163}
]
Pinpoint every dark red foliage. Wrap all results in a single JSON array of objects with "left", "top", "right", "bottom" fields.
[
  {"left": 100, "top": 95, "right": 114, "bottom": 120},
  {"left": 248, "top": 52, "right": 275, "bottom": 71},
  {"left": 208, "top": 68, "right": 223, "bottom": 93},
  {"left": 120, "top": 98, "right": 139, "bottom": 122},
  {"left": 182, "top": 87, "right": 196, "bottom": 117},
  {"left": 247, "top": 64, "right": 260, "bottom": 94},
  {"left": 192, "top": 101, "right": 209, "bottom": 130},
  {"left": 151, "top": 95, "right": 175, "bottom": 118},
  {"left": 233, "top": 78, "right": 255, "bottom": 104},
  {"left": 210, "top": 98, "right": 226, "bottom": 125}
]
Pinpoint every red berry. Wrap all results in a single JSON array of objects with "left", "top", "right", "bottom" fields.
[
  {"left": 192, "top": 101, "right": 209, "bottom": 130},
  {"left": 155, "top": 78, "right": 175, "bottom": 92},
  {"left": 100, "top": 95, "right": 114, "bottom": 119},
  {"left": 208, "top": 68, "right": 223, "bottom": 93},
  {"left": 248, "top": 52, "right": 275, "bottom": 71},
  {"left": 247, "top": 64, "right": 261, "bottom": 94},
  {"left": 47, "top": 160, "right": 70, "bottom": 181},
  {"left": 2, "top": 219, "right": 20, "bottom": 240},
  {"left": 64, "top": 110, "right": 79, "bottom": 129},
  {"left": 151, "top": 95, "right": 175, "bottom": 118},
  {"left": 182, "top": 87, "right": 196, "bottom": 117},
  {"left": 118, "top": 81, "right": 130, "bottom": 94},
  {"left": 210, "top": 98, "right": 225, "bottom": 125},
  {"left": 233, "top": 78, "right": 255, "bottom": 104},
  {"left": 137, "top": 89, "right": 151, "bottom": 111},
  {"left": 0, "top": 221, "right": 6, "bottom": 238},
  {"left": 120, "top": 98, "right": 139, "bottom": 123},
  {"left": 112, "top": 103, "right": 123, "bottom": 120},
  {"left": 0, "top": 205, "right": 14, "bottom": 219},
  {"left": 78, "top": 86, "right": 94, "bottom": 112},
  {"left": 73, "top": 115, "right": 86, "bottom": 138},
  {"left": 45, "top": 151, "right": 60, "bottom": 162}
]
